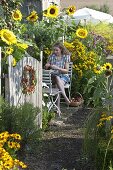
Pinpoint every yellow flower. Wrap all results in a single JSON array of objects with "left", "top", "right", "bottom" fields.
[
  {"left": 44, "top": 48, "right": 51, "bottom": 55},
  {"left": 3, "top": 160, "right": 14, "bottom": 169},
  {"left": 106, "top": 116, "right": 113, "bottom": 121},
  {"left": 12, "top": 58, "right": 17, "bottom": 67},
  {"left": 100, "top": 117, "right": 107, "bottom": 122},
  {"left": 0, "top": 29, "right": 17, "bottom": 45},
  {"left": 76, "top": 28, "right": 88, "bottom": 39},
  {"left": 8, "top": 141, "right": 15, "bottom": 149},
  {"left": 10, "top": 133, "right": 22, "bottom": 140},
  {"left": 93, "top": 65, "right": 103, "bottom": 74},
  {"left": 0, "top": 131, "right": 9, "bottom": 141},
  {"left": 46, "top": 5, "right": 59, "bottom": 18},
  {"left": 97, "top": 122, "right": 103, "bottom": 127},
  {"left": 103, "top": 62, "right": 112, "bottom": 70},
  {"left": 66, "top": 5, "right": 76, "bottom": 15},
  {"left": 64, "top": 41, "right": 74, "bottom": 51},
  {"left": 6, "top": 47, "right": 14, "bottom": 55},
  {"left": 12, "top": 9, "right": 22, "bottom": 21},
  {"left": 26, "top": 11, "right": 38, "bottom": 22},
  {"left": 19, "top": 161, "right": 27, "bottom": 168},
  {"left": 17, "top": 43, "right": 28, "bottom": 49}
]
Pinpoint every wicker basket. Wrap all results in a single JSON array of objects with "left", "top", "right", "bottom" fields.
[{"left": 69, "top": 92, "right": 84, "bottom": 107}]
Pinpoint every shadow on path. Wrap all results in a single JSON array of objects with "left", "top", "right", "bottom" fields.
[{"left": 23, "top": 107, "right": 96, "bottom": 170}]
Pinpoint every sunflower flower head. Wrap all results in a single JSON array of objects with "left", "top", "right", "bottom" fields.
[
  {"left": 103, "top": 62, "right": 112, "bottom": 70},
  {"left": 6, "top": 47, "right": 14, "bottom": 55},
  {"left": 45, "top": 4, "right": 59, "bottom": 18},
  {"left": 66, "top": 5, "right": 76, "bottom": 15},
  {"left": 12, "top": 9, "right": 22, "bottom": 21},
  {"left": 0, "top": 29, "right": 17, "bottom": 45},
  {"left": 93, "top": 65, "right": 103, "bottom": 74},
  {"left": 76, "top": 28, "right": 88, "bottom": 39},
  {"left": 26, "top": 11, "right": 38, "bottom": 22}
]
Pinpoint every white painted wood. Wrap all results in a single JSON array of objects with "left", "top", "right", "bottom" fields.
[{"left": 6, "top": 52, "right": 42, "bottom": 127}]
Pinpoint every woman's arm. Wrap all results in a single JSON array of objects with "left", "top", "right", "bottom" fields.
[
  {"left": 58, "top": 62, "right": 69, "bottom": 74},
  {"left": 45, "top": 63, "right": 51, "bottom": 70},
  {"left": 50, "top": 62, "right": 69, "bottom": 74}
]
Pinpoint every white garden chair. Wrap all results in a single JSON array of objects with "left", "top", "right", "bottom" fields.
[
  {"left": 64, "top": 62, "right": 73, "bottom": 100},
  {"left": 42, "top": 69, "right": 61, "bottom": 117}
]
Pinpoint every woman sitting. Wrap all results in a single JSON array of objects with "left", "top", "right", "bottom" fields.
[{"left": 45, "top": 42, "right": 71, "bottom": 114}]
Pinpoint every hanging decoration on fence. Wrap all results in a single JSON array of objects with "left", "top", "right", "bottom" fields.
[{"left": 21, "top": 65, "right": 37, "bottom": 94}]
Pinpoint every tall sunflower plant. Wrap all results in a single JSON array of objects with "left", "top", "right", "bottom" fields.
[
  {"left": 0, "top": 2, "right": 32, "bottom": 66},
  {"left": 26, "top": 3, "right": 78, "bottom": 66},
  {"left": 0, "top": 1, "right": 40, "bottom": 76}
]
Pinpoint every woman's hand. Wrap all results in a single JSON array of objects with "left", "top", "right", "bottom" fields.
[
  {"left": 45, "top": 63, "right": 51, "bottom": 70},
  {"left": 51, "top": 65, "right": 59, "bottom": 70}
]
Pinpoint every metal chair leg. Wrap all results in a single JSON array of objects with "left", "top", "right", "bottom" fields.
[{"left": 48, "top": 93, "right": 61, "bottom": 117}]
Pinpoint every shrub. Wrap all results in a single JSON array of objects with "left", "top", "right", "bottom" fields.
[{"left": 0, "top": 99, "right": 42, "bottom": 151}]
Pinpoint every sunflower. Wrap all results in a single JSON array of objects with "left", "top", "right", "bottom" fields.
[
  {"left": 46, "top": 5, "right": 59, "bottom": 18},
  {"left": 12, "top": 9, "right": 22, "bottom": 21},
  {"left": 76, "top": 28, "right": 88, "bottom": 39},
  {"left": 93, "top": 65, "right": 103, "bottom": 74},
  {"left": 0, "top": 29, "right": 17, "bottom": 45},
  {"left": 66, "top": 5, "right": 76, "bottom": 15},
  {"left": 6, "top": 47, "right": 14, "bottom": 55},
  {"left": 103, "top": 62, "right": 112, "bottom": 70},
  {"left": 26, "top": 11, "right": 38, "bottom": 22}
]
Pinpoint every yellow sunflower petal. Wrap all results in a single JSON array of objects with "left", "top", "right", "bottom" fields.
[
  {"left": 76, "top": 28, "right": 88, "bottom": 39},
  {"left": 12, "top": 9, "right": 22, "bottom": 21},
  {"left": 46, "top": 5, "right": 59, "bottom": 18},
  {"left": 67, "top": 5, "right": 76, "bottom": 15},
  {"left": 103, "top": 62, "right": 112, "bottom": 70},
  {"left": 6, "top": 47, "right": 14, "bottom": 55},
  {"left": 0, "top": 29, "right": 17, "bottom": 45},
  {"left": 26, "top": 10, "right": 38, "bottom": 22}
]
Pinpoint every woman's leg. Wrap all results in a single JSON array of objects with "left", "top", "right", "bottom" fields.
[{"left": 55, "top": 76, "right": 70, "bottom": 105}]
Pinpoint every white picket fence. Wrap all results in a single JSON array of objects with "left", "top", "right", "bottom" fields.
[{"left": 0, "top": 49, "right": 42, "bottom": 128}]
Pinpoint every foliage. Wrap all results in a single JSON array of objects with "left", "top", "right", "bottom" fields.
[
  {"left": 42, "top": 106, "right": 55, "bottom": 130},
  {"left": 42, "top": 92, "right": 55, "bottom": 130},
  {"left": 64, "top": 22, "right": 113, "bottom": 101},
  {"left": 0, "top": 99, "right": 42, "bottom": 151},
  {"left": 84, "top": 71, "right": 113, "bottom": 169},
  {"left": 0, "top": 131, "right": 27, "bottom": 169}
]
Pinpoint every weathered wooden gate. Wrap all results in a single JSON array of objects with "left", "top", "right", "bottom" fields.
[{"left": 1, "top": 50, "right": 42, "bottom": 127}]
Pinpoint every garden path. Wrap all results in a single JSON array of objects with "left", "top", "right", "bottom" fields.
[{"left": 23, "top": 106, "right": 96, "bottom": 170}]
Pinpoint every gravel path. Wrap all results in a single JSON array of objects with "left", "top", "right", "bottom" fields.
[{"left": 22, "top": 106, "right": 96, "bottom": 170}]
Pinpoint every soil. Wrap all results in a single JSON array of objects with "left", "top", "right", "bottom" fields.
[{"left": 21, "top": 105, "right": 96, "bottom": 170}]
